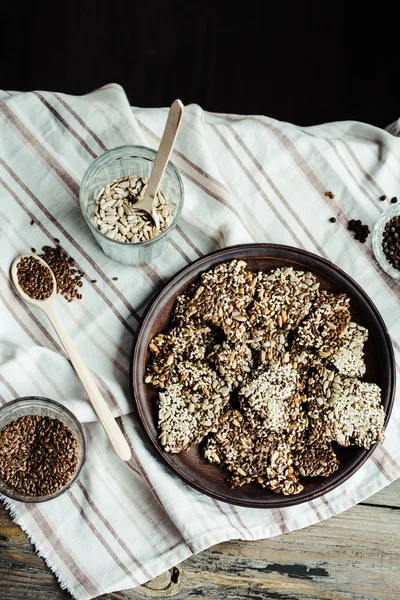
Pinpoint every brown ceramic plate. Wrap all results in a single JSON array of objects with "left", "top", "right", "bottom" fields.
[{"left": 131, "top": 244, "right": 395, "bottom": 508}]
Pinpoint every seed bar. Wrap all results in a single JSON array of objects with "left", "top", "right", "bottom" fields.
[
  {"left": 248, "top": 267, "right": 320, "bottom": 333},
  {"left": 158, "top": 384, "right": 229, "bottom": 453},
  {"left": 294, "top": 440, "right": 339, "bottom": 478},
  {"left": 307, "top": 372, "right": 385, "bottom": 448},
  {"left": 329, "top": 322, "right": 368, "bottom": 377},
  {"left": 207, "top": 340, "right": 253, "bottom": 390},
  {"left": 204, "top": 410, "right": 304, "bottom": 495},
  {"left": 238, "top": 363, "right": 302, "bottom": 432},
  {"left": 294, "top": 291, "right": 351, "bottom": 357},
  {"left": 178, "top": 260, "right": 257, "bottom": 342}
]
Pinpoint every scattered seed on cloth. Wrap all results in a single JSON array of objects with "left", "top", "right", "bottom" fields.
[{"left": 41, "top": 245, "right": 84, "bottom": 302}]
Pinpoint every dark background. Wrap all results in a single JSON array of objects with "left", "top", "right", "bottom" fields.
[{"left": 1, "top": 2, "right": 399, "bottom": 128}]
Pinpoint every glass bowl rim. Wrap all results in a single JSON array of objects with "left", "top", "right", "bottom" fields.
[
  {"left": 372, "top": 203, "right": 400, "bottom": 280},
  {"left": 79, "top": 144, "right": 185, "bottom": 248},
  {"left": 0, "top": 396, "right": 86, "bottom": 503}
]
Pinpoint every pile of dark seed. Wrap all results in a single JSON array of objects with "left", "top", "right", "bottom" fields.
[
  {"left": 17, "top": 256, "right": 54, "bottom": 300},
  {"left": 347, "top": 219, "right": 371, "bottom": 243},
  {"left": 41, "top": 246, "right": 84, "bottom": 302},
  {"left": 0, "top": 415, "right": 78, "bottom": 497},
  {"left": 382, "top": 215, "right": 400, "bottom": 270}
]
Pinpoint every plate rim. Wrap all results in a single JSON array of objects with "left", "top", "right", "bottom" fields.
[{"left": 130, "top": 243, "right": 396, "bottom": 508}]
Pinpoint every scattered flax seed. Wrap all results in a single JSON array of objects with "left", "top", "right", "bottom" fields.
[
  {"left": 31, "top": 247, "right": 36, "bottom": 253},
  {"left": 41, "top": 245, "right": 84, "bottom": 302},
  {"left": 91, "top": 279, "right": 97, "bottom": 283},
  {"left": 329, "top": 217, "right": 336, "bottom": 223},
  {"left": 325, "top": 191, "right": 335, "bottom": 199},
  {"left": 30, "top": 219, "right": 34, "bottom": 226},
  {"left": 54, "top": 238, "right": 60, "bottom": 244},
  {"left": 112, "top": 277, "right": 118, "bottom": 281},
  {"left": 391, "top": 197, "right": 398, "bottom": 204},
  {"left": 380, "top": 195, "right": 387, "bottom": 201}
]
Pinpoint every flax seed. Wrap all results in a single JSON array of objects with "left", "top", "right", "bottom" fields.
[{"left": 0, "top": 415, "right": 78, "bottom": 497}]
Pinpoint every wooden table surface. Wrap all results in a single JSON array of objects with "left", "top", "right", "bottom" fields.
[{"left": 1, "top": 479, "right": 399, "bottom": 600}]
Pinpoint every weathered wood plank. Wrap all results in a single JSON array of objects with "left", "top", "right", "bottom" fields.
[
  {"left": 106, "top": 501, "right": 400, "bottom": 600},
  {"left": 362, "top": 478, "right": 400, "bottom": 508},
  {"left": 0, "top": 479, "right": 399, "bottom": 600},
  {"left": 0, "top": 508, "right": 71, "bottom": 599}
]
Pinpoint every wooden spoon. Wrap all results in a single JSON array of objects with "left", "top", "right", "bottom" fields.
[
  {"left": 11, "top": 254, "right": 131, "bottom": 461},
  {"left": 135, "top": 99, "right": 184, "bottom": 229}
]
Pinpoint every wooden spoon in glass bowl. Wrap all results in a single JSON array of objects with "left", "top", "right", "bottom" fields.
[
  {"left": 134, "top": 99, "right": 184, "bottom": 229},
  {"left": 11, "top": 253, "right": 131, "bottom": 461}
]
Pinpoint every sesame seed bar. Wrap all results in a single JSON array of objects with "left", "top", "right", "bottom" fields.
[
  {"left": 294, "top": 441, "right": 340, "bottom": 478},
  {"left": 248, "top": 329, "right": 290, "bottom": 367},
  {"left": 248, "top": 267, "right": 320, "bottom": 332},
  {"left": 307, "top": 370, "right": 385, "bottom": 448},
  {"left": 176, "top": 260, "right": 257, "bottom": 341},
  {"left": 172, "top": 284, "right": 204, "bottom": 327},
  {"left": 329, "top": 322, "right": 368, "bottom": 378},
  {"left": 238, "top": 363, "right": 302, "bottom": 431},
  {"left": 294, "top": 291, "right": 351, "bottom": 358},
  {"left": 145, "top": 326, "right": 212, "bottom": 388},
  {"left": 158, "top": 384, "right": 229, "bottom": 453},
  {"left": 204, "top": 410, "right": 304, "bottom": 495},
  {"left": 207, "top": 340, "right": 253, "bottom": 389}
]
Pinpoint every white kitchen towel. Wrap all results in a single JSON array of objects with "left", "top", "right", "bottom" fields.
[{"left": 0, "top": 84, "right": 399, "bottom": 600}]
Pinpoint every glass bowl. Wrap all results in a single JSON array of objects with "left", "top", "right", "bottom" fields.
[
  {"left": 372, "top": 204, "right": 400, "bottom": 280},
  {"left": 80, "top": 145, "right": 184, "bottom": 265},
  {"left": 0, "top": 397, "right": 86, "bottom": 503}
]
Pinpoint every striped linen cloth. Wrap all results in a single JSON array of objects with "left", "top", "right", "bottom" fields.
[{"left": 0, "top": 84, "right": 399, "bottom": 600}]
